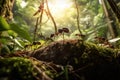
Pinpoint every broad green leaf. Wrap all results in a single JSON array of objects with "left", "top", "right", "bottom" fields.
[
  {"left": 0, "top": 16, "right": 10, "bottom": 31},
  {"left": 14, "top": 38, "right": 24, "bottom": 48},
  {"left": 9, "top": 23, "right": 32, "bottom": 42},
  {"left": 8, "top": 30, "right": 18, "bottom": 37},
  {"left": 9, "top": 36, "right": 24, "bottom": 48}
]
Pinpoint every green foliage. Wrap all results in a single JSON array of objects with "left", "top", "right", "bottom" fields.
[
  {"left": 12, "top": 0, "right": 107, "bottom": 43},
  {"left": 0, "top": 16, "right": 32, "bottom": 42},
  {"left": 10, "top": 23, "right": 32, "bottom": 42},
  {"left": 13, "top": 0, "right": 120, "bottom": 44},
  {"left": 0, "top": 57, "right": 37, "bottom": 80},
  {"left": 0, "top": 16, "right": 10, "bottom": 31},
  {"left": 0, "top": 16, "right": 32, "bottom": 55}
]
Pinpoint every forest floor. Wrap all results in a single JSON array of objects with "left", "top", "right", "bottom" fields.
[{"left": 0, "top": 39, "right": 120, "bottom": 80}]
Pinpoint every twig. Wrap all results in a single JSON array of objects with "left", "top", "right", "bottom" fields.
[{"left": 34, "top": 17, "right": 39, "bottom": 42}]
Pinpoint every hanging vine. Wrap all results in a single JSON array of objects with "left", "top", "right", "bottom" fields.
[
  {"left": 45, "top": 0, "right": 58, "bottom": 34},
  {"left": 74, "top": 0, "right": 83, "bottom": 36},
  {"left": 33, "top": 0, "right": 44, "bottom": 41},
  {"left": 33, "top": 0, "right": 58, "bottom": 41}
]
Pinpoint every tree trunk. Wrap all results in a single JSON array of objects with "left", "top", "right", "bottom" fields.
[
  {"left": 101, "top": 0, "right": 118, "bottom": 38},
  {"left": 107, "top": 0, "right": 120, "bottom": 22},
  {"left": 0, "top": 0, "right": 14, "bottom": 20}
]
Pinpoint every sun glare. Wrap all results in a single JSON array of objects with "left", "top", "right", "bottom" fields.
[
  {"left": 20, "top": 1, "right": 28, "bottom": 8},
  {"left": 48, "top": 0, "right": 73, "bottom": 15}
]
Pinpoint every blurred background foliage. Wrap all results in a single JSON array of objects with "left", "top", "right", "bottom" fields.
[
  {"left": 13, "top": 0, "right": 105, "bottom": 40},
  {"left": 0, "top": 0, "right": 120, "bottom": 55}
]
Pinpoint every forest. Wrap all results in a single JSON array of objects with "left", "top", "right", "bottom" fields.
[{"left": 0, "top": 0, "right": 120, "bottom": 80}]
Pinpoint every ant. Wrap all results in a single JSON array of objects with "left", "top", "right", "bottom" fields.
[
  {"left": 94, "top": 37, "right": 114, "bottom": 48},
  {"left": 50, "top": 28, "right": 70, "bottom": 41}
]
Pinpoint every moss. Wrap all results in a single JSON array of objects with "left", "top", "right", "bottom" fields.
[
  {"left": 0, "top": 57, "right": 37, "bottom": 80},
  {"left": 1, "top": 40, "right": 120, "bottom": 80},
  {"left": 31, "top": 40, "right": 120, "bottom": 80},
  {"left": 32, "top": 40, "right": 116, "bottom": 65}
]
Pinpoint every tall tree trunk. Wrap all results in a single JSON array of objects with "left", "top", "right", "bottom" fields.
[
  {"left": 101, "top": 0, "right": 118, "bottom": 38},
  {"left": 0, "top": 0, "right": 14, "bottom": 20}
]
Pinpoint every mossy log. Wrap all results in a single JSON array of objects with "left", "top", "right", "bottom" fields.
[
  {"left": 0, "top": 57, "right": 62, "bottom": 80},
  {"left": 0, "top": 57, "right": 37, "bottom": 80},
  {"left": 29, "top": 40, "right": 120, "bottom": 80},
  {"left": 30, "top": 40, "right": 116, "bottom": 65},
  {"left": 1, "top": 40, "right": 120, "bottom": 80}
]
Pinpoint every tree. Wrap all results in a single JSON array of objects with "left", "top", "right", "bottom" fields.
[
  {"left": 0, "top": 0, "right": 14, "bottom": 20},
  {"left": 100, "top": 0, "right": 120, "bottom": 38}
]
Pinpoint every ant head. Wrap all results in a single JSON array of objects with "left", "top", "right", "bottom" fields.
[
  {"left": 58, "top": 29, "right": 63, "bottom": 33},
  {"left": 36, "top": 42, "right": 41, "bottom": 45},
  {"left": 75, "top": 34, "right": 80, "bottom": 36},
  {"left": 24, "top": 45, "right": 29, "bottom": 48},
  {"left": 50, "top": 34, "right": 55, "bottom": 38},
  {"left": 95, "top": 36, "right": 99, "bottom": 39},
  {"left": 32, "top": 41, "right": 41, "bottom": 45},
  {"left": 32, "top": 42, "right": 37, "bottom": 45}
]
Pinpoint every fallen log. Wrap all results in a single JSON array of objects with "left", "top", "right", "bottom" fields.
[{"left": 1, "top": 39, "right": 120, "bottom": 80}]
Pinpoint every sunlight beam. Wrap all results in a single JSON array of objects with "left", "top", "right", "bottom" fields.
[{"left": 47, "top": 0, "right": 73, "bottom": 15}]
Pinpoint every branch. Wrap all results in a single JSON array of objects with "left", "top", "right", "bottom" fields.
[{"left": 45, "top": 0, "right": 57, "bottom": 34}]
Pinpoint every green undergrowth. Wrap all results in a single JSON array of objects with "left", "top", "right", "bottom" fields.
[
  {"left": 31, "top": 40, "right": 120, "bottom": 80},
  {"left": 0, "top": 40, "right": 120, "bottom": 80},
  {"left": 0, "top": 57, "right": 38, "bottom": 80}
]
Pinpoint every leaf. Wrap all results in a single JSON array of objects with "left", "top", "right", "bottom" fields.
[
  {"left": 109, "top": 38, "right": 120, "bottom": 43},
  {"left": 9, "top": 36, "right": 24, "bottom": 48},
  {"left": 8, "top": 30, "right": 18, "bottom": 37},
  {"left": 14, "top": 39, "right": 24, "bottom": 48},
  {"left": 0, "top": 16, "right": 10, "bottom": 31},
  {"left": 9, "top": 23, "right": 32, "bottom": 42}
]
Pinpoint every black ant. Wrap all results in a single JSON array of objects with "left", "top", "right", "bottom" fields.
[
  {"left": 50, "top": 28, "right": 70, "bottom": 41},
  {"left": 94, "top": 37, "right": 114, "bottom": 48}
]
